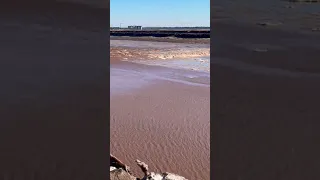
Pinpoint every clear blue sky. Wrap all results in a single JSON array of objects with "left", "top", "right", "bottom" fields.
[{"left": 110, "top": 0, "right": 210, "bottom": 27}]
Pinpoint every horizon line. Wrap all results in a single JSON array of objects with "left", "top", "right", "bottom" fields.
[{"left": 110, "top": 26, "right": 210, "bottom": 28}]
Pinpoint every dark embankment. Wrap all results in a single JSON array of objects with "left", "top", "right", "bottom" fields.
[{"left": 111, "top": 30, "right": 210, "bottom": 38}]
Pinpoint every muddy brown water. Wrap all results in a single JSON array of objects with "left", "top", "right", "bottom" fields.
[{"left": 110, "top": 41, "right": 210, "bottom": 179}]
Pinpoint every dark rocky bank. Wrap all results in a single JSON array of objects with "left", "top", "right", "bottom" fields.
[
  {"left": 110, "top": 30, "right": 210, "bottom": 38},
  {"left": 110, "top": 154, "right": 187, "bottom": 180}
]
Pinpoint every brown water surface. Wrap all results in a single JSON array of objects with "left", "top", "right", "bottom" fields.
[{"left": 110, "top": 40, "right": 210, "bottom": 179}]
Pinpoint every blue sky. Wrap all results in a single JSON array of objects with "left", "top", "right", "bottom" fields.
[{"left": 110, "top": 0, "right": 210, "bottom": 27}]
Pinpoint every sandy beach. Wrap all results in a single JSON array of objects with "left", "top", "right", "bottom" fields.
[{"left": 110, "top": 39, "right": 210, "bottom": 179}]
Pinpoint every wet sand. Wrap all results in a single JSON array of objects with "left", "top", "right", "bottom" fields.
[{"left": 110, "top": 40, "right": 210, "bottom": 179}]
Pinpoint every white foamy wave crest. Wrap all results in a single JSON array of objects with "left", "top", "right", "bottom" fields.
[{"left": 128, "top": 57, "right": 210, "bottom": 72}]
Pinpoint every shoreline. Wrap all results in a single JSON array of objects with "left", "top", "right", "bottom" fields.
[
  {"left": 110, "top": 39, "right": 210, "bottom": 65},
  {"left": 110, "top": 30, "right": 210, "bottom": 39},
  {"left": 110, "top": 36, "right": 210, "bottom": 44}
]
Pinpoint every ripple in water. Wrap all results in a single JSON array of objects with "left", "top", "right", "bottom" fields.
[
  {"left": 110, "top": 61, "right": 210, "bottom": 96},
  {"left": 130, "top": 56, "right": 210, "bottom": 73},
  {"left": 110, "top": 78, "right": 210, "bottom": 179},
  {"left": 110, "top": 59, "right": 210, "bottom": 179}
]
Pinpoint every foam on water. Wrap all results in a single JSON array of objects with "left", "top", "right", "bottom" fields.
[
  {"left": 110, "top": 68, "right": 155, "bottom": 95},
  {"left": 124, "top": 56, "right": 210, "bottom": 73},
  {"left": 110, "top": 39, "right": 209, "bottom": 49},
  {"left": 110, "top": 61, "right": 210, "bottom": 96}
]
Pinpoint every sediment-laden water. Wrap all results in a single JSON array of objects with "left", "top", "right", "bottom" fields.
[{"left": 110, "top": 40, "right": 210, "bottom": 179}]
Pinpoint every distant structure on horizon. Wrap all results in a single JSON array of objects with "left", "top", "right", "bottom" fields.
[
  {"left": 128, "top": 25, "right": 142, "bottom": 30},
  {"left": 110, "top": 26, "right": 143, "bottom": 30},
  {"left": 110, "top": 26, "right": 210, "bottom": 31}
]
